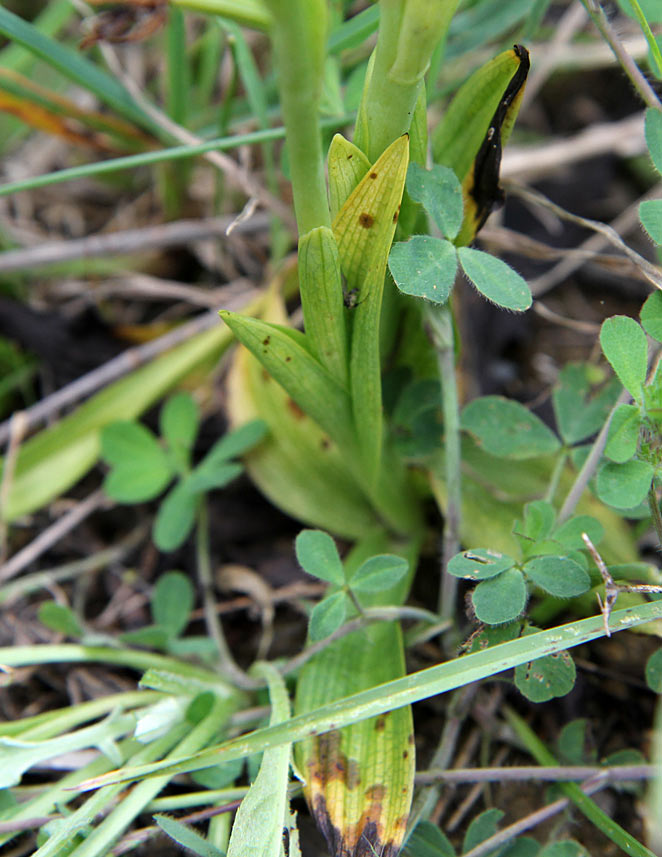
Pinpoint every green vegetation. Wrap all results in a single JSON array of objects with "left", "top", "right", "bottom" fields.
[{"left": 1, "top": 1, "right": 662, "bottom": 856}]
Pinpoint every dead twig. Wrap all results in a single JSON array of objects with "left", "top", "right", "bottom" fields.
[
  {"left": 0, "top": 489, "right": 109, "bottom": 584},
  {"left": 507, "top": 182, "right": 662, "bottom": 294},
  {"left": 459, "top": 776, "right": 608, "bottom": 857},
  {"left": 417, "top": 763, "right": 656, "bottom": 784},
  {"left": 582, "top": 532, "right": 662, "bottom": 636},
  {"left": 0, "top": 214, "right": 270, "bottom": 273},
  {"left": 0, "top": 282, "right": 262, "bottom": 448}
]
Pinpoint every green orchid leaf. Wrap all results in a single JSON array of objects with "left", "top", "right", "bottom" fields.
[{"left": 220, "top": 311, "right": 355, "bottom": 455}]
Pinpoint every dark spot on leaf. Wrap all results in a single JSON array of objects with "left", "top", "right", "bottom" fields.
[
  {"left": 408, "top": 733, "right": 415, "bottom": 745},
  {"left": 320, "top": 437, "right": 331, "bottom": 450},
  {"left": 262, "top": 335, "right": 270, "bottom": 346},
  {"left": 347, "top": 153, "right": 353, "bottom": 159},
  {"left": 375, "top": 716, "right": 386, "bottom": 731},
  {"left": 365, "top": 783, "right": 386, "bottom": 801},
  {"left": 359, "top": 212, "right": 374, "bottom": 228},
  {"left": 261, "top": 368, "right": 270, "bottom": 382},
  {"left": 402, "top": 749, "right": 409, "bottom": 760},
  {"left": 369, "top": 171, "right": 378, "bottom": 179},
  {"left": 285, "top": 355, "right": 292, "bottom": 362},
  {"left": 287, "top": 399, "right": 305, "bottom": 420}
]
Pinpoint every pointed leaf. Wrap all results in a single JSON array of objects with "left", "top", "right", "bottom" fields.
[
  {"left": 220, "top": 311, "right": 355, "bottom": 454},
  {"left": 186, "top": 462, "right": 243, "bottom": 494},
  {"left": 458, "top": 247, "right": 531, "bottom": 311},
  {"left": 403, "top": 821, "right": 456, "bottom": 857},
  {"left": 299, "top": 226, "right": 348, "bottom": 384},
  {"left": 599, "top": 315, "right": 648, "bottom": 403},
  {"left": 227, "top": 662, "right": 292, "bottom": 857},
  {"left": 389, "top": 236, "right": 457, "bottom": 304},
  {"left": 155, "top": 815, "right": 225, "bottom": 857},
  {"left": 327, "top": 133, "right": 370, "bottom": 220},
  {"left": 333, "top": 135, "right": 410, "bottom": 483},
  {"left": 38, "top": 602, "right": 83, "bottom": 638}
]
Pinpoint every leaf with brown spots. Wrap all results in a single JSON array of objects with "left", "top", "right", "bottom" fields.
[
  {"left": 225, "top": 286, "right": 381, "bottom": 539},
  {"left": 328, "top": 134, "right": 371, "bottom": 220},
  {"left": 295, "top": 590, "right": 416, "bottom": 857},
  {"left": 332, "top": 135, "right": 410, "bottom": 486}
]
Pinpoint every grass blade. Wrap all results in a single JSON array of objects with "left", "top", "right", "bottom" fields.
[
  {"left": 0, "top": 6, "right": 162, "bottom": 137},
  {"left": 32, "top": 599, "right": 662, "bottom": 791}
]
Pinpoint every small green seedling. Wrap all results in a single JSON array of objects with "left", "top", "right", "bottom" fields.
[
  {"left": 100, "top": 392, "right": 266, "bottom": 551},
  {"left": 294, "top": 529, "right": 408, "bottom": 641}
]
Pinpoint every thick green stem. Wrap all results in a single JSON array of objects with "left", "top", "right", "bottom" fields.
[
  {"left": 263, "top": 0, "right": 330, "bottom": 234},
  {"left": 355, "top": 0, "right": 460, "bottom": 160},
  {"left": 170, "top": 0, "right": 272, "bottom": 30},
  {"left": 425, "top": 303, "right": 461, "bottom": 621}
]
